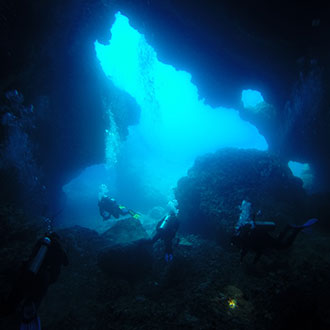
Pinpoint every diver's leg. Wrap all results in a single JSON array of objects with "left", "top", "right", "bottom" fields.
[
  {"left": 164, "top": 239, "right": 173, "bottom": 254},
  {"left": 120, "top": 208, "right": 130, "bottom": 216},
  {"left": 151, "top": 232, "right": 161, "bottom": 244},
  {"left": 33, "top": 271, "right": 50, "bottom": 309},
  {"left": 164, "top": 239, "right": 173, "bottom": 262},
  {"left": 275, "top": 226, "right": 301, "bottom": 249},
  {"left": 280, "top": 228, "right": 301, "bottom": 249}
]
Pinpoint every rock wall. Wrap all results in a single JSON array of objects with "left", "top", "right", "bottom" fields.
[
  {"left": 175, "top": 148, "right": 307, "bottom": 243},
  {"left": 0, "top": 0, "right": 140, "bottom": 211}
]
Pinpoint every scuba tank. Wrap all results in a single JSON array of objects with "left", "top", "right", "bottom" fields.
[
  {"left": 235, "top": 200, "right": 254, "bottom": 230},
  {"left": 254, "top": 221, "right": 276, "bottom": 232},
  {"left": 28, "top": 236, "right": 51, "bottom": 275},
  {"left": 159, "top": 215, "right": 171, "bottom": 230},
  {"left": 252, "top": 210, "right": 276, "bottom": 232}
]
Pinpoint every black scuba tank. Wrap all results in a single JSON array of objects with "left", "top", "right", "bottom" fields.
[{"left": 28, "top": 237, "right": 52, "bottom": 275}]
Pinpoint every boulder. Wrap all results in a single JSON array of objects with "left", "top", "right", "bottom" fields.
[
  {"left": 175, "top": 148, "right": 307, "bottom": 243},
  {"left": 98, "top": 218, "right": 152, "bottom": 281},
  {"left": 101, "top": 218, "right": 149, "bottom": 245},
  {"left": 97, "top": 239, "right": 153, "bottom": 281}
]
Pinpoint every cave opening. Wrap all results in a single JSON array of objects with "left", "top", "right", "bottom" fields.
[
  {"left": 61, "top": 11, "right": 270, "bottom": 230},
  {"left": 241, "top": 89, "right": 264, "bottom": 108},
  {"left": 288, "top": 161, "right": 313, "bottom": 191}
]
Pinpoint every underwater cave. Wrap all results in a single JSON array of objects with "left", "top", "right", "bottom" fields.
[
  {"left": 1, "top": 1, "right": 330, "bottom": 330},
  {"left": 61, "top": 11, "right": 269, "bottom": 230}
]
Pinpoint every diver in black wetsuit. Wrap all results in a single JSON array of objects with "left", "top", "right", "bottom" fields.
[
  {"left": 151, "top": 211, "right": 180, "bottom": 262},
  {"left": 1, "top": 232, "right": 68, "bottom": 329},
  {"left": 231, "top": 218, "right": 318, "bottom": 264},
  {"left": 98, "top": 196, "right": 130, "bottom": 220}
]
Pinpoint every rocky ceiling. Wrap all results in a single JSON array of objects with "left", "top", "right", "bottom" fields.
[
  {"left": 2, "top": 0, "right": 328, "bottom": 106},
  {"left": 117, "top": 0, "right": 329, "bottom": 108}
]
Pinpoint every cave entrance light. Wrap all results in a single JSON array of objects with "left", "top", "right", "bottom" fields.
[
  {"left": 288, "top": 161, "right": 312, "bottom": 190},
  {"left": 94, "top": 11, "right": 268, "bottom": 206},
  {"left": 241, "top": 89, "right": 264, "bottom": 108}
]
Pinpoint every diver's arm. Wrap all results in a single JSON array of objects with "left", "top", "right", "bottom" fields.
[
  {"left": 101, "top": 210, "right": 111, "bottom": 220},
  {"left": 99, "top": 207, "right": 104, "bottom": 217}
]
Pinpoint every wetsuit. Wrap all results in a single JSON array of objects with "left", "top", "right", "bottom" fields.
[
  {"left": 152, "top": 214, "right": 179, "bottom": 255},
  {"left": 3, "top": 233, "right": 68, "bottom": 317},
  {"left": 98, "top": 197, "right": 129, "bottom": 220},
  {"left": 232, "top": 223, "right": 304, "bottom": 264}
]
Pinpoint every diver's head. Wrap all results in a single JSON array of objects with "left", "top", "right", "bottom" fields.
[
  {"left": 169, "top": 210, "right": 176, "bottom": 217},
  {"left": 45, "top": 232, "right": 61, "bottom": 242}
]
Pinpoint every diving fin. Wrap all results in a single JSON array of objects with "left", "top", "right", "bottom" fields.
[
  {"left": 20, "top": 302, "right": 41, "bottom": 330},
  {"left": 290, "top": 218, "right": 318, "bottom": 229},
  {"left": 128, "top": 209, "right": 140, "bottom": 219},
  {"left": 20, "top": 316, "right": 41, "bottom": 330}
]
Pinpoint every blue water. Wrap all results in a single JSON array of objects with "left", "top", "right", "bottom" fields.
[
  {"left": 288, "top": 161, "right": 312, "bottom": 189},
  {"left": 241, "top": 89, "right": 264, "bottom": 108}
]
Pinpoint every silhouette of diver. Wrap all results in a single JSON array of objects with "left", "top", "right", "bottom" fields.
[
  {"left": 98, "top": 196, "right": 139, "bottom": 221},
  {"left": 151, "top": 210, "right": 180, "bottom": 262},
  {"left": 231, "top": 218, "right": 318, "bottom": 263},
  {"left": 1, "top": 232, "right": 68, "bottom": 329}
]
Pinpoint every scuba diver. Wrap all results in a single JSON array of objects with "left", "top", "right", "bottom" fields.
[
  {"left": 98, "top": 196, "right": 139, "bottom": 221},
  {"left": 231, "top": 218, "right": 318, "bottom": 264},
  {"left": 151, "top": 210, "right": 180, "bottom": 262},
  {"left": 1, "top": 232, "right": 68, "bottom": 329}
]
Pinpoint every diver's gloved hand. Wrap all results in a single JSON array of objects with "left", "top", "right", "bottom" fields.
[{"left": 165, "top": 253, "right": 173, "bottom": 262}]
